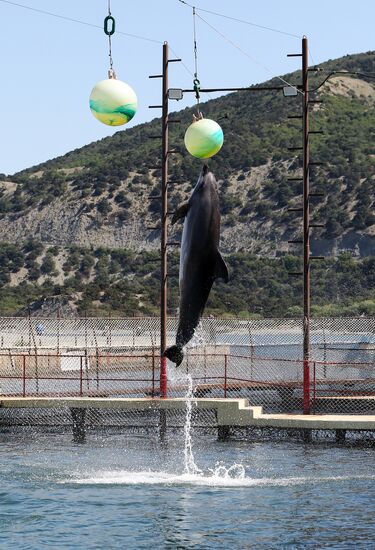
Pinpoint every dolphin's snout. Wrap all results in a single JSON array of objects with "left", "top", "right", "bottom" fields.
[{"left": 201, "top": 164, "right": 209, "bottom": 176}]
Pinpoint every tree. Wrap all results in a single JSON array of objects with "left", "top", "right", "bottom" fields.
[
  {"left": 97, "top": 198, "right": 112, "bottom": 215},
  {"left": 41, "top": 254, "right": 55, "bottom": 275}
]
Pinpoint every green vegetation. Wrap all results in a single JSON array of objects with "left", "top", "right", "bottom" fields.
[
  {"left": 0, "top": 241, "right": 373, "bottom": 317},
  {"left": 0, "top": 51, "right": 373, "bottom": 317}
]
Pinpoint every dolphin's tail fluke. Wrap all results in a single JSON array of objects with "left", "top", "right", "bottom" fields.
[{"left": 164, "top": 345, "right": 184, "bottom": 367}]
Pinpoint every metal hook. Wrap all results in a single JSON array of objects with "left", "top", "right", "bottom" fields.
[{"left": 104, "top": 15, "right": 115, "bottom": 35}]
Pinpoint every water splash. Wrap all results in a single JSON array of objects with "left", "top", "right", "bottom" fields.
[
  {"left": 66, "top": 472, "right": 375, "bottom": 487},
  {"left": 208, "top": 462, "right": 246, "bottom": 480},
  {"left": 183, "top": 373, "right": 201, "bottom": 475},
  {"left": 166, "top": 361, "right": 246, "bottom": 481},
  {"left": 166, "top": 330, "right": 246, "bottom": 480},
  {"left": 166, "top": 363, "right": 201, "bottom": 475},
  {"left": 189, "top": 322, "right": 206, "bottom": 348}
]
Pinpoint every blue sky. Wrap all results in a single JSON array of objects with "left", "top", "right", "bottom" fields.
[{"left": 1, "top": 0, "right": 374, "bottom": 175}]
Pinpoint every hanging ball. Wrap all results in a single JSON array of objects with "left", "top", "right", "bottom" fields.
[
  {"left": 184, "top": 118, "right": 224, "bottom": 159},
  {"left": 89, "top": 78, "right": 137, "bottom": 126}
]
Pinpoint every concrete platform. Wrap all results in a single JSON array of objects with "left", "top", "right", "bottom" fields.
[{"left": 1, "top": 397, "right": 375, "bottom": 431}]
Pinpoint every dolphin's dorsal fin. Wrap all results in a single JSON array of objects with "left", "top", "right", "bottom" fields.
[
  {"left": 171, "top": 201, "right": 190, "bottom": 225},
  {"left": 214, "top": 251, "right": 229, "bottom": 283}
]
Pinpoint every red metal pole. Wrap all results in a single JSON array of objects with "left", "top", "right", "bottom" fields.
[
  {"left": 224, "top": 354, "right": 227, "bottom": 398},
  {"left": 160, "top": 41, "right": 169, "bottom": 398},
  {"left": 22, "top": 355, "right": 26, "bottom": 397},
  {"left": 302, "top": 36, "right": 311, "bottom": 414},
  {"left": 313, "top": 361, "right": 316, "bottom": 411},
  {"left": 80, "top": 356, "right": 83, "bottom": 397},
  {"left": 152, "top": 349, "right": 155, "bottom": 397}
]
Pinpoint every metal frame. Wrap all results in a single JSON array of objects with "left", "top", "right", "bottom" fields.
[{"left": 149, "top": 38, "right": 320, "bottom": 407}]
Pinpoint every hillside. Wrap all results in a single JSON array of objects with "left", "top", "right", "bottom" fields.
[{"left": 0, "top": 51, "right": 374, "bottom": 317}]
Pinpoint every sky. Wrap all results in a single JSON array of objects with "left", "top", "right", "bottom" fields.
[{"left": 0, "top": 0, "right": 374, "bottom": 175}]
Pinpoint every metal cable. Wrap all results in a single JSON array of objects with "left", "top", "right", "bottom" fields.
[
  {"left": 168, "top": 44, "right": 215, "bottom": 102},
  {"left": 192, "top": 6, "right": 201, "bottom": 114},
  {"left": 108, "top": 34, "right": 114, "bottom": 72},
  {"left": 0, "top": 0, "right": 213, "bottom": 103},
  {"left": 308, "top": 46, "right": 316, "bottom": 67},
  {"left": 169, "top": 45, "right": 193, "bottom": 77},
  {"left": 178, "top": 0, "right": 301, "bottom": 39},
  {"left": 0, "top": 0, "right": 162, "bottom": 44},
  {"left": 196, "top": 12, "right": 304, "bottom": 95},
  {"left": 193, "top": 7, "right": 198, "bottom": 79},
  {"left": 309, "top": 71, "right": 375, "bottom": 92},
  {"left": 107, "top": 0, "right": 114, "bottom": 75}
]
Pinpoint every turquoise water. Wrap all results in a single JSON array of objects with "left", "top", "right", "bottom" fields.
[{"left": 0, "top": 431, "right": 374, "bottom": 549}]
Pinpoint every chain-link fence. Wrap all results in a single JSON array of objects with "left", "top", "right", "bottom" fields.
[{"left": 0, "top": 317, "right": 373, "bottom": 416}]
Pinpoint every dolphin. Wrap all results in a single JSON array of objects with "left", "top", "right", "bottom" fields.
[{"left": 164, "top": 165, "right": 229, "bottom": 366}]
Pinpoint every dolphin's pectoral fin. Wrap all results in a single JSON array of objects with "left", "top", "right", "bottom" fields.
[
  {"left": 171, "top": 202, "right": 190, "bottom": 225},
  {"left": 214, "top": 251, "right": 229, "bottom": 283}
]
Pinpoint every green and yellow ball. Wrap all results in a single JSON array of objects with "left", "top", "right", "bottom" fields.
[
  {"left": 184, "top": 118, "right": 224, "bottom": 159},
  {"left": 89, "top": 78, "right": 137, "bottom": 126}
]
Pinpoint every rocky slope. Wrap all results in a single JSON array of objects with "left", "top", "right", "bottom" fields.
[{"left": 2, "top": 52, "right": 374, "bottom": 255}]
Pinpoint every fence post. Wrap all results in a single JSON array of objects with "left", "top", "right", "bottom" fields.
[
  {"left": 84, "top": 348, "right": 89, "bottom": 392},
  {"left": 35, "top": 351, "right": 39, "bottom": 395},
  {"left": 22, "top": 355, "right": 26, "bottom": 397},
  {"left": 224, "top": 354, "right": 228, "bottom": 398},
  {"left": 108, "top": 311, "right": 112, "bottom": 347},
  {"left": 247, "top": 320, "right": 255, "bottom": 377},
  {"left": 28, "top": 308, "right": 31, "bottom": 349},
  {"left": 313, "top": 361, "right": 316, "bottom": 412},
  {"left": 95, "top": 351, "right": 100, "bottom": 392},
  {"left": 152, "top": 348, "right": 155, "bottom": 397},
  {"left": 80, "top": 356, "right": 83, "bottom": 397},
  {"left": 57, "top": 306, "right": 61, "bottom": 354},
  {"left": 84, "top": 312, "right": 88, "bottom": 352}
]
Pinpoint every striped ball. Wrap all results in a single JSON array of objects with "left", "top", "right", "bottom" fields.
[
  {"left": 184, "top": 118, "right": 224, "bottom": 159},
  {"left": 89, "top": 78, "right": 137, "bottom": 126}
]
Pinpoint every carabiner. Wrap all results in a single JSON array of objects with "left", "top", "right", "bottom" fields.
[{"left": 193, "top": 78, "right": 201, "bottom": 101}]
